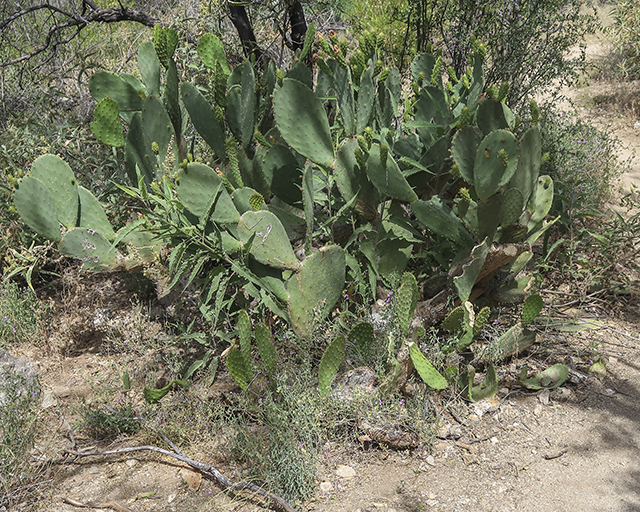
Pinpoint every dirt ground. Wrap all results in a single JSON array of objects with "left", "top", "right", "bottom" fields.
[{"left": 6, "top": 6, "right": 640, "bottom": 512}]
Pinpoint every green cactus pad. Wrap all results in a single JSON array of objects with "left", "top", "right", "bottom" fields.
[
  {"left": 255, "top": 323, "right": 277, "bottom": 378},
  {"left": 442, "top": 306, "right": 465, "bottom": 332},
  {"left": 510, "top": 126, "right": 541, "bottom": 206},
  {"left": 237, "top": 210, "right": 300, "bottom": 270},
  {"left": 328, "top": 60, "right": 356, "bottom": 136},
  {"left": 395, "top": 272, "right": 419, "bottom": 338},
  {"left": 413, "top": 86, "right": 452, "bottom": 146},
  {"left": 30, "top": 154, "right": 79, "bottom": 229},
  {"left": 501, "top": 187, "right": 524, "bottom": 227},
  {"left": 197, "top": 33, "right": 230, "bottom": 73},
  {"left": 409, "top": 343, "right": 447, "bottom": 389},
  {"left": 236, "top": 310, "right": 252, "bottom": 373},
  {"left": 164, "top": 59, "right": 182, "bottom": 145},
  {"left": 226, "top": 348, "right": 250, "bottom": 390},
  {"left": 273, "top": 78, "right": 335, "bottom": 168},
  {"left": 138, "top": 41, "right": 161, "bottom": 97},
  {"left": 413, "top": 196, "right": 475, "bottom": 249},
  {"left": 262, "top": 144, "right": 303, "bottom": 206},
  {"left": 366, "top": 144, "right": 418, "bottom": 203},
  {"left": 334, "top": 138, "right": 375, "bottom": 208},
  {"left": 451, "top": 126, "right": 482, "bottom": 185},
  {"left": 318, "top": 334, "right": 346, "bottom": 395},
  {"left": 520, "top": 364, "right": 568, "bottom": 390},
  {"left": 522, "top": 294, "right": 543, "bottom": 326},
  {"left": 59, "top": 227, "right": 118, "bottom": 271},
  {"left": 474, "top": 129, "right": 518, "bottom": 200},
  {"left": 285, "top": 60, "right": 314, "bottom": 90},
  {"left": 477, "top": 193, "right": 503, "bottom": 242},
  {"left": 231, "top": 187, "right": 265, "bottom": 214},
  {"left": 89, "top": 70, "right": 144, "bottom": 112},
  {"left": 176, "top": 163, "right": 240, "bottom": 224},
  {"left": 477, "top": 98, "right": 510, "bottom": 135},
  {"left": 494, "top": 324, "right": 537, "bottom": 359},
  {"left": 347, "top": 322, "right": 374, "bottom": 350},
  {"left": 526, "top": 175, "right": 554, "bottom": 230},
  {"left": 226, "top": 63, "right": 256, "bottom": 148},
  {"left": 91, "top": 97, "right": 125, "bottom": 147},
  {"left": 181, "top": 82, "right": 227, "bottom": 161},
  {"left": 77, "top": 186, "right": 116, "bottom": 241},
  {"left": 452, "top": 239, "right": 490, "bottom": 303},
  {"left": 469, "top": 364, "right": 498, "bottom": 401},
  {"left": 357, "top": 66, "right": 375, "bottom": 133},
  {"left": 286, "top": 245, "right": 346, "bottom": 338},
  {"left": 473, "top": 306, "right": 491, "bottom": 337},
  {"left": 14, "top": 176, "right": 62, "bottom": 242}
]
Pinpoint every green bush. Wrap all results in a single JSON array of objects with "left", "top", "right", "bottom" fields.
[
  {"left": 0, "top": 281, "right": 50, "bottom": 347},
  {"left": 410, "top": 0, "right": 598, "bottom": 107},
  {"left": 539, "top": 105, "right": 628, "bottom": 229},
  {"left": 607, "top": 0, "right": 640, "bottom": 78}
]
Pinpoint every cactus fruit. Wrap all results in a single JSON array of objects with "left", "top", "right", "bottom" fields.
[
  {"left": 409, "top": 343, "right": 447, "bottom": 389},
  {"left": 273, "top": 78, "right": 335, "bottom": 168},
  {"left": 91, "top": 97, "right": 125, "bottom": 147},
  {"left": 318, "top": 334, "right": 346, "bottom": 395}
]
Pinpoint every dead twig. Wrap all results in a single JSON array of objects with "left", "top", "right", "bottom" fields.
[
  {"left": 62, "top": 497, "right": 132, "bottom": 512},
  {"left": 542, "top": 449, "right": 567, "bottom": 460},
  {"left": 61, "top": 444, "right": 297, "bottom": 512}
]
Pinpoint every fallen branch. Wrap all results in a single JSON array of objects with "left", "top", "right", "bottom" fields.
[
  {"left": 63, "top": 497, "right": 132, "bottom": 512},
  {"left": 62, "top": 444, "right": 297, "bottom": 512}
]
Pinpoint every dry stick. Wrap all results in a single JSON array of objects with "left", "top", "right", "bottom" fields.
[{"left": 63, "top": 445, "right": 297, "bottom": 512}]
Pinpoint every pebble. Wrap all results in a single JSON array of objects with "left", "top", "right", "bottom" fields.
[
  {"left": 41, "top": 392, "right": 57, "bottom": 409},
  {"left": 335, "top": 465, "right": 356, "bottom": 478},
  {"left": 319, "top": 482, "right": 333, "bottom": 492}
]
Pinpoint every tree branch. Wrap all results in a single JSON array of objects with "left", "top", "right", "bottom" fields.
[{"left": 0, "top": 2, "right": 161, "bottom": 69}]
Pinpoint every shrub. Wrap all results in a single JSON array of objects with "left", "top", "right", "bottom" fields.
[
  {"left": 539, "top": 105, "right": 628, "bottom": 229},
  {"left": 410, "top": 0, "right": 599, "bottom": 107},
  {"left": 607, "top": 0, "right": 640, "bottom": 78}
]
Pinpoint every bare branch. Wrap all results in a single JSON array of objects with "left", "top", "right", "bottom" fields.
[{"left": 0, "top": 2, "right": 161, "bottom": 69}]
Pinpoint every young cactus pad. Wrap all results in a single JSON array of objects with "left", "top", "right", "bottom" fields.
[
  {"left": 409, "top": 343, "right": 447, "bottom": 389},
  {"left": 318, "top": 334, "right": 346, "bottom": 395},
  {"left": 273, "top": 78, "right": 335, "bottom": 168}
]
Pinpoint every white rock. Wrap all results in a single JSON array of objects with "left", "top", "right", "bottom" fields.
[
  {"left": 335, "top": 465, "right": 356, "bottom": 478},
  {"left": 319, "top": 482, "right": 333, "bottom": 492}
]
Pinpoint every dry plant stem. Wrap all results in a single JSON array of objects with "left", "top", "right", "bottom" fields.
[
  {"left": 63, "top": 497, "right": 132, "bottom": 512},
  {"left": 63, "top": 445, "right": 298, "bottom": 512}
]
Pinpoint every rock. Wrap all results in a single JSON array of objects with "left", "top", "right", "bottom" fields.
[
  {"left": 41, "top": 392, "right": 57, "bottom": 409},
  {"left": 331, "top": 367, "right": 377, "bottom": 399},
  {"left": 179, "top": 468, "right": 202, "bottom": 490},
  {"left": 335, "top": 465, "right": 356, "bottom": 478},
  {"left": 319, "top": 481, "right": 333, "bottom": 492},
  {"left": 0, "top": 349, "right": 39, "bottom": 407},
  {"left": 359, "top": 418, "right": 419, "bottom": 450}
]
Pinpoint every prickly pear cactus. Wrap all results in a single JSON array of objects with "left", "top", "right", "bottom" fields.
[
  {"left": 409, "top": 343, "right": 447, "bottom": 389},
  {"left": 236, "top": 310, "right": 253, "bottom": 375},
  {"left": 318, "top": 334, "right": 346, "bottom": 395},
  {"left": 395, "top": 272, "right": 419, "bottom": 339},
  {"left": 255, "top": 323, "right": 277, "bottom": 379},
  {"left": 521, "top": 294, "right": 543, "bottom": 326},
  {"left": 226, "top": 348, "right": 251, "bottom": 390}
]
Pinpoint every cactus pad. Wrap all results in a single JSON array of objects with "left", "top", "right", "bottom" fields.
[
  {"left": 409, "top": 343, "right": 447, "bottom": 389},
  {"left": 318, "top": 334, "right": 346, "bottom": 395}
]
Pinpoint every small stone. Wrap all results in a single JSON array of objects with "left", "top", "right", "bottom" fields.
[
  {"left": 167, "top": 493, "right": 176, "bottom": 503},
  {"left": 41, "top": 392, "right": 57, "bottom": 409},
  {"left": 425, "top": 455, "right": 436, "bottom": 466},
  {"left": 179, "top": 468, "right": 201, "bottom": 490},
  {"left": 426, "top": 499, "right": 438, "bottom": 507},
  {"left": 319, "top": 482, "right": 333, "bottom": 492},
  {"left": 490, "top": 437, "right": 499, "bottom": 444},
  {"left": 125, "top": 459, "right": 137, "bottom": 467},
  {"left": 537, "top": 388, "right": 550, "bottom": 405},
  {"left": 52, "top": 385, "right": 71, "bottom": 398},
  {"left": 335, "top": 465, "right": 356, "bottom": 478}
]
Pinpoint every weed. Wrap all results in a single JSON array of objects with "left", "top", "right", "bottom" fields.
[
  {"left": 79, "top": 400, "right": 141, "bottom": 440},
  {"left": 0, "top": 371, "right": 41, "bottom": 508},
  {"left": 0, "top": 280, "right": 50, "bottom": 348}
]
